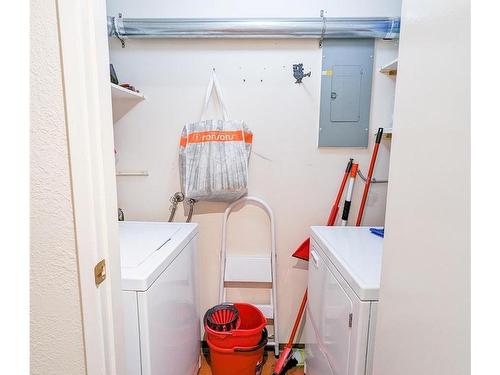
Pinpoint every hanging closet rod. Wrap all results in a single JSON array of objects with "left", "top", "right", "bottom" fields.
[
  {"left": 107, "top": 16, "right": 400, "bottom": 41},
  {"left": 116, "top": 171, "right": 149, "bottom": 177}
]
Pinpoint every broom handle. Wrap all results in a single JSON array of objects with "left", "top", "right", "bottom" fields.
[
  {"left": 286, "top": 290, "right": 308, "bottom": 348},
  {"left": 356, "top": 128, "right": 384, "bottom": 226},
  {"left": 341, "top": 163, "right": 359, "bottom": 226},
  {"left": 327, "top": 159, "right": 353, "bottom": 226}
]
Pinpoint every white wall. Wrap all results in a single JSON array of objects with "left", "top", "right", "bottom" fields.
[
  {"left": 107, "top": 0, "right": 399, "bottom": 18},
  {"left": 107, "top": 0, "right": 401, "bottom": 341},
  {"left": 30, "top": 0, "right": 86, "bottom": 374},
  {"left": 372, "top": 0, "right": 470, "bottom": 374}
]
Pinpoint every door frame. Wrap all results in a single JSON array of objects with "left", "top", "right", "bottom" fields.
[{"left": 56, "top": 0, "right": 125, "bottom": 373}]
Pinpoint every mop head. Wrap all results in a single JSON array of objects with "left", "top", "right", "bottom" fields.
[
  {"left": 283, "top": 357, "right": 298, "bottom": 372},
  {"left": 273, "top": 348, "right": 304, "bottom": 375},
  {"left": 291, "top": 349, "right": 305, "bottom": 367}
]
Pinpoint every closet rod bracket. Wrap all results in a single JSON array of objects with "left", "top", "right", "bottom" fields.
[
  {"left": 319, "top": 9, "right": 327, "bottom": 47},
  {"left": 113, "top": 13, "right": 126, "bottom": 48}
]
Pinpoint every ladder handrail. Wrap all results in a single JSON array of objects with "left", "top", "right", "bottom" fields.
[
  {"left": 218, "top": 196, "right": 279, "bottom": 355},
  {"left": 219, "top": 196, "right": 276, "bottom": 299}
]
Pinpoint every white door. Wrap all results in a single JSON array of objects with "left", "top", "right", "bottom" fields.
[
  {"left": 309, "top": 241, "right": 353, "bottom": 375},
  {"left": 56, "top": 0, "right": 125, "bottom": 373}
]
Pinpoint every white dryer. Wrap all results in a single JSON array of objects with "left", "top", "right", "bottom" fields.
[
  {"left": 306, "top": 226, "right": 383, "bottom": 375},
  {"left": 119, "top": 221, "right": 200, "bottom": 375}
]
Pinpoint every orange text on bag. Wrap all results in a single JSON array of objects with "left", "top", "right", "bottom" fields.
[{"left": 180, "top": 130, "right": 253, "bottom": 147}]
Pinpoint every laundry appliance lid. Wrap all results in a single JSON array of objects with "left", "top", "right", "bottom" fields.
[
  {"left": 310, "top": 226, "right": 383, "bottom": 301},
  {"left": 119, "top": 221, "right": 198, "bottom": 292}
]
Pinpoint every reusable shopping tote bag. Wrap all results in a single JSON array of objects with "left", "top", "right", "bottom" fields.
[{"left": 179, "top": 71, "right": 253, "bottom": 202}]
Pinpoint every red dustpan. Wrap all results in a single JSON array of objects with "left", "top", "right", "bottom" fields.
[{"left": 292, "top": 158, "right": 353, "bottom": 261}]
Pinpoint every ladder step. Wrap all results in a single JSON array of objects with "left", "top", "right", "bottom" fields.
[
  {"left": 224, "top": 281, "right": 271, "bottom": 288},
  {"left": 254, "top": 304, "right": 274, "bottom": 319},
  {"left": 224, "top": 256, "right": 271, "bottom": 283}
]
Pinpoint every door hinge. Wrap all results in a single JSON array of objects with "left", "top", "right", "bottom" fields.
[
  {"left": 94, "top": 259, "right": 107, "bottom": 286},
  {"left": 349, "top": 313, "right": 353, "bottom": 328}
]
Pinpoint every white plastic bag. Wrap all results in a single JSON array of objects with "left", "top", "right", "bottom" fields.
[{"left": 179, "top": 71, "right": 252, "bottom": 202}]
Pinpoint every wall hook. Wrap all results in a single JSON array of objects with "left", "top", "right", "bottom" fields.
[{"left": 293, "top": 63, "right": 311, "bottom": 84}]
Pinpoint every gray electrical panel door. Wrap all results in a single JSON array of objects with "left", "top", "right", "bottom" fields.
[
  {"left": 330, "top": 65, "right": 362, "bottom": 122},
  {"left": 319, "top": 39, "right": 374, "bottom": 147}
]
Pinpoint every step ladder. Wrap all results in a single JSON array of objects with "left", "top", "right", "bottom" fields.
[{"left": 218, "top": 196, "right": 279, "bottom": 357}]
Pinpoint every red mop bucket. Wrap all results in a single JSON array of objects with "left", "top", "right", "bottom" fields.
[
  {"left": 205, "top": 303, "right": 267, "bottom": 349},
  {"left": 207, "top": 328, "right": 268, "bottom": 375}
]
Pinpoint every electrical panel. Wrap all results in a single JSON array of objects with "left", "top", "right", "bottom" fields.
[{"left": 319, "top": 39, "right": 374, "bottom": 147}]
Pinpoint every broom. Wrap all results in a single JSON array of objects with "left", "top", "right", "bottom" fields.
[{"left": 273, "top": 158, "right": 354, "bottom": 375}]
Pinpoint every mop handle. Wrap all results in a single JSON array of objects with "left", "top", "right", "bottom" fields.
[
  {"left": 327, "top": 158, "right": 353, "bottom": 226},
  {"left": 285, "top": 290, "right": 308, "bottom": 348},
  {"left": 356, "top": 128, "right": 384, "bottom": 226}
]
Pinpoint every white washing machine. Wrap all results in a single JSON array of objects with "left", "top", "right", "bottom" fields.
[
  {"left": 119, "top": 221, "right": 200, "bottom": 375},
  {"left": 306, "top": 226, "right": 383, "bottom": 375}
]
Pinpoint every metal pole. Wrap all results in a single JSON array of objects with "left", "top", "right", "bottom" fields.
[{"left": 108, "top": 16, "right": 400, "bottom": 40}]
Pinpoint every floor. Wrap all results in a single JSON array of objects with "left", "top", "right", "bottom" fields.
[{"left": 199, "top": 350, "right": 305, "bottom": 375}]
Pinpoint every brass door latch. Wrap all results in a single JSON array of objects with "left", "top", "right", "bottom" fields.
[{"left": 94, "top": 259, "right": 107, "bottom": 286}]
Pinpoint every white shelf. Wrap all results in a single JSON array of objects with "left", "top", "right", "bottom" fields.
[
  {"left": 380, "top": 58, "right": 398, "bottom": 75},
  {"left": 374, "top": 128, "right": 393, "bottom": 140},
  {"left": 111, "top": 83, "right": 144, "bottom": 100},
  {"left": 110, "top": 83, "right": 145, "bottom": 123},
  {"left": 374, "top": 127, "right": 392, "bottom": 134}
]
